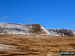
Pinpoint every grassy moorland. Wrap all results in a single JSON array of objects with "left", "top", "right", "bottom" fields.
[{"left": 0, "top": 34, "right": 75, "bottom": 56}]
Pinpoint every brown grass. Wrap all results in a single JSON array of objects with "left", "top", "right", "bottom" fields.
[{"left": 0, "top": 34, "right": 75, "bottom": 56}]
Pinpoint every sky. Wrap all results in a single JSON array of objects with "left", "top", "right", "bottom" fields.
[{"left": 0, "top": 0, "right": 75, "bottom": 29}]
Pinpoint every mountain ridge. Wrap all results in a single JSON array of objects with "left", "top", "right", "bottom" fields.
[
  {"left": 0, "top": 22, "right": 74, "bottom": 36},
  {"left": 0, "top": 22, "right": 50, "bottom": 34}
]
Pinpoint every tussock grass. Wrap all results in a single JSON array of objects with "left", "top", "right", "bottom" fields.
[{"left": 0, "top": 34, "right": 75, "bottom": 56}]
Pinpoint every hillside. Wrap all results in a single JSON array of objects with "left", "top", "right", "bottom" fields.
[
  {"left": 0, "top": 22, "right": 74, "bottom": 36},
  {"left": 0, "top": 23, "right": 50, "bottom": 34},
  {"left": 0, "top": 34, "right": 75, "bottom": 56},
  {"left": 0, "top": 23, "right": 75, "bottom": 56},
  {"left": 47, "top": 29, "right": 75, "bottom": 36}
]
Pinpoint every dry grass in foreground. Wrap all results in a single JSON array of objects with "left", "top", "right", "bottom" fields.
[{"left": 0, "top": 34, "right": 75, "bottom": 56}]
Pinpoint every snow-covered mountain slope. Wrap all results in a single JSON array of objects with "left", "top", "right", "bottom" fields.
[
  {"left": 0, "top": 23, "right": 50, "bottom": 34},
  {"left": 47, "top": 29, "right": 75, "bottom": 36},
  {"left": 0, "top": 22, "right": 74, "bottom": 36},
  {"left": 46, "top": 29, "right": 60, "bottom": 36}
]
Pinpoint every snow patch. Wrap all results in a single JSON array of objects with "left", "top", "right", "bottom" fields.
[{"left": 0, "top": 44, "right": 16, "bottom": 50}]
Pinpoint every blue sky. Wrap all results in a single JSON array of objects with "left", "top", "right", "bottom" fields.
[{"left": 0, "top": 0, "right": 75, "bottom": 29}]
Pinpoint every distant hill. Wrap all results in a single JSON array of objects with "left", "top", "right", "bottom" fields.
[
  {"left": 47, "top": 29, "right": 75, "bottom": 36},
  {"left": 0, "top": 23, "right": 50, "bottom": 34},
  {"left": 0, "top": 22, "right": 74, "bottom": 36}
]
